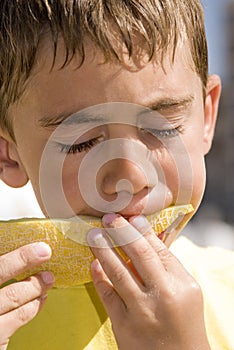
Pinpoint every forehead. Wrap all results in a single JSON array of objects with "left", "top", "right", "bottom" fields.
[
  {"left": 14, "top": 38, "right": 201, "bottom": 126},
  {"left": 33, "top": 38, "right": 195, "bottom": 79}
]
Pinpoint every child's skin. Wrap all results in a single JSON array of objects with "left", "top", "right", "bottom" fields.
[{"left": 0, "top": 32, "right": 221, "bottom": 350}]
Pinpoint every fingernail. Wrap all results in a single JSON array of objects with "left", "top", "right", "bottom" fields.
[
  {"left": 130, "top": 215, "right": 149, "bottom": 230},
  {"left": 33, "top": 242, "right": 52, "bottom": 258},
  {"left": 40, "top": 271, "right": 55, "bottom": 285},
  {"left": 87, "top": 228, "right": 108, "bottom": 248},
  {"left": 102, "top": 213, "right": 119, "bottom": 225}
]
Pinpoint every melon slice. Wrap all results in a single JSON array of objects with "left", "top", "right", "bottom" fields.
[{"left": 0, "top": 204, "right": 193, "bottom": 287}]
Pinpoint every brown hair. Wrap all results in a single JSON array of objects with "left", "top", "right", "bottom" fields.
[{"left": 0, "top": 0, "right": 208, "bottom": 139}]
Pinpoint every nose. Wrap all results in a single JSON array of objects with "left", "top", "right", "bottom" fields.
[
  {"left": 98, "top": 129, "right": 158, "bottom": 198},
  {"left": 101, "top": 158, "right": 152, "bottom": 196}
]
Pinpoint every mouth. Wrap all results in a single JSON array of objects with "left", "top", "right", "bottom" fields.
[{"left": 86, "top": 184, "right": 174, "bottom": 219}]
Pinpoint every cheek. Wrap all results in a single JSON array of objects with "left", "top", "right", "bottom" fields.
[
  {"left": 184, "top": 126, "right": 207, "bottom": 206},
  {"left": 189, "top": 154, "right": 206, "bottom": 209},
  {"left": 61, "top": 157, "right": 88, "bottom": 214},
  {"left": 62, "top": 157, "right": 80, "bottom": 192},
  {"left": 156, "top": 137, "right": 206, "bottom": 207}
]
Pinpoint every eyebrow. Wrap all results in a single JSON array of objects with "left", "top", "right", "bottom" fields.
[
  {"left": 142, "top": 94, "right": 195, "bottom": 113},
  {"left": 39, "top": 94, "right": 195, "bottom": 128},
  {"left": 39, "top": 112, "right": 106, "bottom": 128}
]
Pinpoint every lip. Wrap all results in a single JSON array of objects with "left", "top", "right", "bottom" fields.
[
  {"left": 79, "top": 204, "right": 148, "bottom": 219},
  {"left": 115, "top": 201, "right": 146, "bottom": 218},
  {"left": 78, "top": 185, "right": 173, "bottom": 218},
  {"left": 115, "top": 188, "right": 173, "bottom": 218}
]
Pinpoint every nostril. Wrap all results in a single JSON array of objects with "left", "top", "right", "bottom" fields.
[{"left": 116, "top": 179, "right": 134, "bottom": 193}]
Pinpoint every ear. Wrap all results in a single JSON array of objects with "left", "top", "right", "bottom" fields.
[
  {"left": 0, "top": 135, "right": 28, "bottom": 188},
  {"left": 203, "top": 74, "right": 222, "bottom": 155}
]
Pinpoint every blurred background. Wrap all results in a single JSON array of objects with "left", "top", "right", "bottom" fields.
[{"left": 0, "top": 0, "right": 233, "bottom": 248}]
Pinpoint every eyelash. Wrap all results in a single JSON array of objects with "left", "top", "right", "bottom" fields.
[
  {"left": 140, "top": 125, "right": 184, "bottom": 138},
  {"left": 58, "top": 136, "right": 102, "bottom": 154},
  {"left": 58, "top": 125, "right": 184, "bottom": 154}
]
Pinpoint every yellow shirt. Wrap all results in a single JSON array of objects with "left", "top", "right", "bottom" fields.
[
  {"left": 171, "top": 237, "right": 234, "bottom": 350},
  {"left": 9, "top": 237, "right": 234, "bottom": 350}
]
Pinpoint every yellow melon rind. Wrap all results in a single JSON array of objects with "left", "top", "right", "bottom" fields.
[{"left": 0, "top": 204, "right": 193, "bottom": 287}]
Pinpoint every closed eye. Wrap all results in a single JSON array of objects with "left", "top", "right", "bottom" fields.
[
  {"left": 58, "top": 136, "right": 103, "bottom": 154},
  {"left": 140, "top": 125, "right": 184, "bottom": 138}
]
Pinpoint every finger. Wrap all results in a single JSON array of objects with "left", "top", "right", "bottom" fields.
[
  {"left": 87, "top": 228, "right": 142, "bottom": 303},
  {"left": 90, "top": 259, "right": 126, "bottom": 323},
  {"left": 0, "top": 242, "right": 52, "bottom": 285},
  {"left": 0, "top": 294, "right": 47, "bottom": 342},
  {"left": 129, "top": 215, "right": 192, "bottom": 278},
  {"left": 0, "top": 344, "right": 8, "bottom": 350},
  {"left": 102, "top": 214, "right": 168, "bottom": 288},
  {"left": 0, "top": 272, "right": 54, "bottom": 315}
]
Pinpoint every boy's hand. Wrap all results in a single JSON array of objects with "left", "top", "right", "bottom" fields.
[
  {"left": 0, "top": 242, "right": 54, "bottom": 350},
  {"left": 87, "top": 214, "right": 211, "bottom": 350}
]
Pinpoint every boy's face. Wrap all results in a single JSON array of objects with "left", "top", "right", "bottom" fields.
[{"left": 2, "top": 40, "right": 221, "bottom": 244}]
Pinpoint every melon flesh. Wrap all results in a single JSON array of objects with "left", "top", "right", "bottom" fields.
[{"left": 0, "top": 205, "right": 193, "bottom": 287}]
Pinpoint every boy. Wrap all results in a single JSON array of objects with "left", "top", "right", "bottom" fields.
[{"left": 0, "top": 0, "right": 232, "bottom": 349}]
